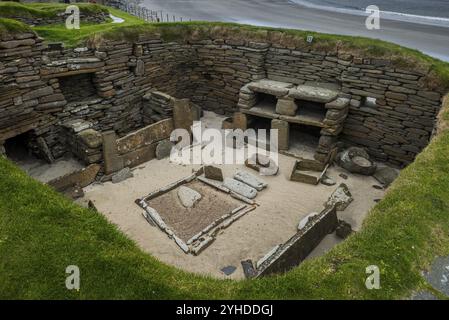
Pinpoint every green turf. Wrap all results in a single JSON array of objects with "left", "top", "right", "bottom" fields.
[
  {"left": 32, "top": 7, "right": 146, "bottom": 47},
  {"left": 0, "top": 17, "right": 30, "bottom": 37}
]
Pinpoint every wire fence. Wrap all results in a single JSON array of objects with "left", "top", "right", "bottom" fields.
[{"left": 108, "top": 0, "right": 190, "bottom": 23}]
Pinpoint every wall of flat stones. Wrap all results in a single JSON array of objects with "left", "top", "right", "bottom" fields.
[
  {"left": 0, "top": 29, "right": 446, "bottom": 167},
  {"left": 7, "top": 12, "right": 108, "bottom": 27}
]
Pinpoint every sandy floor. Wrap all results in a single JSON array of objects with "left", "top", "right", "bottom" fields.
[
  {"left": 12, "top": 155, "right": 84, "bottom": 183},
  {"left": 82, "top": 112, "right": 386, "bottom": 279}
]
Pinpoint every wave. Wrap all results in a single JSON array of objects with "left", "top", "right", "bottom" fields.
[{"left": 288, "top": 0, "right": 449, "bottom": 28}]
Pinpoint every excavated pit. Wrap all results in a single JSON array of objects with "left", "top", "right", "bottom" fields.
[{"left": 1, "top": 27, "right": 444, "bottom": 279}]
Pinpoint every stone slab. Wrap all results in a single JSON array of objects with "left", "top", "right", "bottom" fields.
[
  {"left": 204, "top": 165, "right": 223, "bottom": 181},
  {"left": 325, "top": 183, "right": 353, "bottom": 211},
  {"left": 112, "top": 167, "right": 133, "bottom": 184},
  {"left": 223, "top": 178, "right": 257, "bottom": 199},
  {"left": 234, "top": 170, "right": 267, "bottom": 191},
  {"left": 177, "top": 186, "right": 202, "bottom": 208},
  {"left": 289, "top": 85, "right": 339, "bottom": 103},
  {"left": 247, "top": 79, "right": 294, "bottom": 97}
]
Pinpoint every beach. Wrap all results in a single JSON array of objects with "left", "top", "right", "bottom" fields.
[{"left": 142, "top": 0, "right": 449, "bottom": 61}]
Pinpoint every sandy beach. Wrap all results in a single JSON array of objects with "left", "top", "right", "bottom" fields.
[{"left": 142, "top": 0, "right": 449, "bottom": 61}]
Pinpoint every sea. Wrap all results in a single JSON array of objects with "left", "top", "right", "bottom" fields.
[{"left": 289, "top": 0, "right": 449, "bottom": 27}]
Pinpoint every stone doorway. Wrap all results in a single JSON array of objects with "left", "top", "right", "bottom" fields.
[{"left": 3, "top": 131, "right": 34, "bottom": 163}]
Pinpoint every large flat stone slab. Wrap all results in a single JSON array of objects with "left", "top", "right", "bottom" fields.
[
  {"left": 289, "top": 85, "right": 339, "bottom": 103},
  {"left": 177, "top": 186, "right": 202, "bottom": 208},
  {"left": 374, "top": 166, "right": 399, "bottom": 187},
  {"left": 325, "top": 183, "right": 353, "bottom": 211},
  {"left": 234, "top": 170, "right": 267, "bottom": 191},
  {"left": 247, "top": 79, "right": 294, "bottom": 97},
  {"left": 223, "top": 178, "right": 257, "bottom": 199},
  {"left": 424, "top": 255, "right": 449, "bottom": 297}
]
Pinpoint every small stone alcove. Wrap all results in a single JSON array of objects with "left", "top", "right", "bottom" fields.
[
  {"left": 3, "top": 131, "right": 33, "bottom": 163},
  {"left": 58, "top": 73, "right": 99, "bottom": 103},
  {"left": 294, "top": 99, "right": 327, "bottom": 123},
  {"left": 253, "top": 92, "right": 278, "bottom": 114}
]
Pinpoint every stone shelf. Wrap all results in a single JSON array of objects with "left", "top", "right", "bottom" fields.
[
  {"left": 242, "top": 102, "right": 325, "bottom": 128},
  {"left": 242, "top": 102, "right": 280, "bottom": 120},
  {"left": 279, "top": 108, "right": 325, "bottom": 128}
]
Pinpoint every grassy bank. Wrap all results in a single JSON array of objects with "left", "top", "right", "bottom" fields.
[
  {"left": 32, "top": 7, "right": 146, "bottom": 47},
  {"left": 0, "top": 17, "right": 31, "bottom": 37}
]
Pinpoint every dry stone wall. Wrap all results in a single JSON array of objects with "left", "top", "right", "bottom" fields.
[
  {"left": 6, "top": 11, "right": 108, "bottom": 27},
  {"left": 0, "top": 28, "right": 445, "bottom": 167}
]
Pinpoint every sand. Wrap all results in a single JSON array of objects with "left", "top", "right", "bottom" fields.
[
  {"left": 142, "top": 0, "right": 449, "bottom": 61},
  {"left": 82, "top": 112, "right": 386, "bottom": 279}
]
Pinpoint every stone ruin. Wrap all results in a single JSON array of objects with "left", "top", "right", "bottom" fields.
[{"left": 0, "top": 25, "right": 446, "bottom": 276}]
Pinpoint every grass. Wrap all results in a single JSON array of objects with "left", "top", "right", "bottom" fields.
[
  {"left": 2, "top": 3, "right": 449, "bottom": 299},
  {"left": 0, "top": 17, "right": 31, "bottom": 37},
  {"left": 32, "top": 7, "right": 146, "bottom": 47}
]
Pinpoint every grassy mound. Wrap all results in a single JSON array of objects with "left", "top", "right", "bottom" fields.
[
  {"left": 0, "top": 17, "right": 31, "bottom": 37},
  {"left": 32, "top": 7, "right": 145, "bottom": 47}
]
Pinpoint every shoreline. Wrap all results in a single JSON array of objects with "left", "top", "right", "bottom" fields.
[
  {"left": 142, "top": 0, "right": 449, "bottom": 62},
  {"left": 288, "top": 0, "right": 449, "bottom": 28}
]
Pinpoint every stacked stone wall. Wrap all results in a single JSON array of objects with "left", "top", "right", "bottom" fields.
[
  {"left": 6, "top": 11, "right": 108, "bottom": 27},
  {"left": 0, "top": 29, "right": 445, "bottom": 167}
]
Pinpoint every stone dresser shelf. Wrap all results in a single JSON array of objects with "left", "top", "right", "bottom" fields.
[
  {"left": 242, "top": 105, "right": 325, "bottom": 128},
  {"left": 237, "top": 79, "right": 350, "bottom": 163}
]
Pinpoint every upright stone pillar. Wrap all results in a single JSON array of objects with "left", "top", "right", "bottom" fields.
[
  {"left": 271, "top": 119, "right": 289, "bottom": 151},
  {"left": 173, "top": 99, "right": 193, "bottom": 133},
  {"left": 233, "top": 112, "right": 247, "bottom": 131},
  {"left": 276, "top": 98, "right": 298, "bottom": 116},
  {"left": 102, "top": 131, "right": 123, "bottom": 174},
  {"left": 0, "top": 141, "right": 5, "bottom": 157}
]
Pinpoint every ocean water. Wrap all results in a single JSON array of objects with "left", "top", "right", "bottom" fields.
[{"left": 289, "top": 0, "right": 449, "bottom": 26}]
